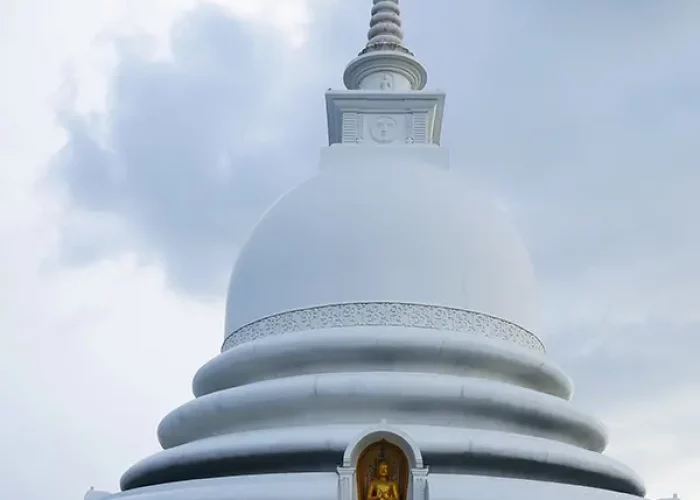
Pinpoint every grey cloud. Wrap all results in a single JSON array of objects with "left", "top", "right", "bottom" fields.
[{"left": 50, "top": 3, "right": 340, "bottom": 294}]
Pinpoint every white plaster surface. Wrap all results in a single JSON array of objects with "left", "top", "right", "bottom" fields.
[
  {"left": 225, "top": 155, "right": 540, "bottom": 341},
  {"left": 197, "top": 328, "right": 569, "bottom": 399},
  {"left": 107, "top": 472, "right": 646, "bottom": 500},
  {"left": 157, "top": 372, "right": 606, "bottom": 451},
  {"left": 342, "top": 0, "right": 428, "bottom": 92},
  {"left": 325, "top": 93, "right": 445, "bottom": 146},
  {"left": 221, "top": 302, "right": 543, "bottom": 352},
  {"left": 342, "top": 423, "right": 424, "bottom": 468},
  {"left": 121, "top": 425, "right": 641, "bottom": 494}
]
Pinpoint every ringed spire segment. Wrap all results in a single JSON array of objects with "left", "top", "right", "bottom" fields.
[
  {"left": 343, "top": 0, "right": 427, "bottom": 91},
  {"left": 365, "top": 0, "right": 406, "bottom": 50}
]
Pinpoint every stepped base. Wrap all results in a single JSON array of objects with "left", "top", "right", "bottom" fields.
[
  {"left": 121, "top": 425, "right": 642, "bottom": 495},
  {"left": 104, "top": 473, "right": 644, "bottom": 500}
]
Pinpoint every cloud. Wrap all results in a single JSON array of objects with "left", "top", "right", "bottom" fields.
[
  {"left": 414, "top": 2, "right": 700, "bottom": 287},
  {"left": 26, "top": 0, "right": 700, "bottom": 499},
  {"left": 549, "top": 319, "right": 700, "bottom": 497},
  {"left": 50, "top": 2, "right": 340, "bottom": 295}
]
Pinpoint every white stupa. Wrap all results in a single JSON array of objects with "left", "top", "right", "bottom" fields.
[{"left": 91, "top": 2, "right": 651, "bottom": 499}]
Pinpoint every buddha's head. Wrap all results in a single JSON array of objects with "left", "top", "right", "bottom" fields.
[{"left": 377, "top": 461, "right": 390, "bottom": 479}]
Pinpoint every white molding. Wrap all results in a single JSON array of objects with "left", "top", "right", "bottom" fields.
[
  {"left": 222, "top": 302, "right": 544, "bottom": 352},
  {"left": 198, "top": 328, "right": 567, "bottom": 400},
  {"left": 158, "top": 373, "right": 607, "bottom": 451},
  {"left": 343, "top": 423, "right": 424, "bottom": 469},
  {"left": 325, "top": 90, "right": 445, "bottom": 147},
  {"left": 343, "top": 51, "right": 427, "bottom": 91},
  {"left": 337, "top": 466, "right": 355, "bottom": 500},
  {"left": 121, "top": 424, "right": 644, "bottom": 496},
  {"left": 411, "top": 468, "right": 430, "bottom": 500}
]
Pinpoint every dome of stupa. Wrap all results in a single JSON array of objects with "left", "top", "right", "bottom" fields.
[{"left": 224, "top": 159, "right": 540, "bottom": 350}]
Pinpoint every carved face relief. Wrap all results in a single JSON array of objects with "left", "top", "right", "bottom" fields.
[{"left": 371, "top": 116, "right": 398, "bottom": 143}]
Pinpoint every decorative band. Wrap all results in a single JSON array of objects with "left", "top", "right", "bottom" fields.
[{"left": 222, "top": 302, "right": 544, "bottom": 353}]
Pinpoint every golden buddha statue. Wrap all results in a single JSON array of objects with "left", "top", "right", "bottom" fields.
[{"left": 367, "top": 460, "right": 400, "bottom": 500}]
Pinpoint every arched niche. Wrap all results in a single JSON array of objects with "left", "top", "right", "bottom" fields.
[
  {"left": 338, "top": 424, "right": 429, "bottom": 500},
  {"left": 357, "top": 440, "right": 409, "bottom": 500}
]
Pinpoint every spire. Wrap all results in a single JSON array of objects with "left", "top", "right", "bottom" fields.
[
  {"left": 364, "top": 0, "right": 406, "bottom": 50},
  {"left": 343, "top": 0, "right": 427, "bottom": 91},
  {"left": 326, "top": 0, "right": 445, "bottom": 148}
]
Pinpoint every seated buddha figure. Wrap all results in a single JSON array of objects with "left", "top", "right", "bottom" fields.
[{"left": 367, "top": 460, "right": 400, "bottom": 500}]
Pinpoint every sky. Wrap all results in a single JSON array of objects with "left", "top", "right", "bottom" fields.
[{"left": 0, "top": 0, "right": 698, "bottom": 499}]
